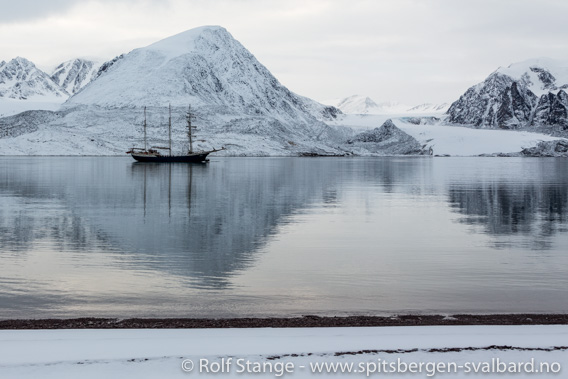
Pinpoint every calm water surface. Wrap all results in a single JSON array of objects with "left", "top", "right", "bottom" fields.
[{"left": 0, "top": 157, "right": 567, "bottom": 318}]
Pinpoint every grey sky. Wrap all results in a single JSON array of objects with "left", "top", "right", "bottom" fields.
[
  {"left": 0, "top": 0, "right": 75, "bottom": 21},
  {"left": 1, "top": 0, "right": 567, "bottom": 105}
]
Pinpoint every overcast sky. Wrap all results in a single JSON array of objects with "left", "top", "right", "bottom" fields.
[{"left": 1, "top": 0, "right": 567, "bottom": 105}]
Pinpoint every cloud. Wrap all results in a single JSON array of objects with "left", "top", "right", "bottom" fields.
[
  {"left": 0, "top": 0, "right": 79, "bottom": 22},
  {"left": 1, "top": 0, "right": 568, "bottom": 104},
  {"left": 0, "top": 0, "right": 166, "bottom": 22}
]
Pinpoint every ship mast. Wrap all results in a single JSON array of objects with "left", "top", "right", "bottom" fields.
[
  {"left": 186, "top": 104, "right": 196, "bottom": 154},
  {"left": 168, "top": 104, "right": 172, "bottom": 156},
  {"left": 143, "top": 106, "right": 147, "bottom": 151}
]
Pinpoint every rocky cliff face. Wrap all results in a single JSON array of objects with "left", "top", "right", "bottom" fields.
[
  {"left": 447, "top": 59, "right": 568, "bottom": 133},
  {"left": 495, "top": 82, "right": 538, "bottom": 129},
  {"left": 51, "top": 59, "right": 99, "bottom": 95},
  {"left": 533, "top": 90, "right": 568, "bottom": 129},
  {"left": 447, "top": 72, "right": 515, "bottom": 127}
]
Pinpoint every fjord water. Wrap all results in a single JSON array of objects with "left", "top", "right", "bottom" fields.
[{"left": 0, "top": 157, "right": 567, "bottom": 318}]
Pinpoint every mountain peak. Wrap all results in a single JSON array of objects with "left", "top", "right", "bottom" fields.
[
  {"left": 65, "top": 25, "right": 336, "bottom": 125},
  {"left": 143, "top": 25, "right": 230, "bottom": 58},
  {"left": 65, "top": 25, "right": 256, "bottom": 108},
  {"left": 8, "top": 56, "right": 35, "bottom": 68},
  {"left": 493, "top": 58, "right": 568, "bottom": 96}
]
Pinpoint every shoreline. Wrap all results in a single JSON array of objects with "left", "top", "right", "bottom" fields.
[{"left": 2, "top": 314, "right": 568, "bottom": 329}]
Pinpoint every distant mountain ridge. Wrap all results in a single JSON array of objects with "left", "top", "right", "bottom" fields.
[
  {"left": 330, "top": 95, "right": 448, "bottom": 115},
  {"left": 0, "top": 57, "right": 102, "bottom": 117},
  {"left": 0, "top": 57, "right": 68, "bottom": 100},
  {"left": 447, "top": 58, "right": 568, "bottom": 133}
]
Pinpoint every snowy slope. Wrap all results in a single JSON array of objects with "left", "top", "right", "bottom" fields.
[
  {"left": 0, "top": 326, "right": 566, "bottom": 378},
  {"left": 51, "top": 59, "right": 100, "bottom": 95}
]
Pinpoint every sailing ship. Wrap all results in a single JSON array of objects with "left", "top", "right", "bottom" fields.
[{"left": 127, "top": 105, "right": 224, "bottom": 163}]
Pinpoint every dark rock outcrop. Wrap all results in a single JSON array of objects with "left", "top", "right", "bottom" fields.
[
  {"left": 347, "top": 119, "right": 423, "bottom": 155},
  {"left": 447, "top": 61, "right": 568, "bottom": 135},
  {"left": 521, "top": 140, "right": 568, "bottom": 157},
  {"left": 447, "top": 73, "right": 514, "bottom": 127},
  {"left": 495, "top": 82, "right": 538, "bottom": 129},
  {"left": 530, "top": 66, "right": 557, "bottom": 90}
]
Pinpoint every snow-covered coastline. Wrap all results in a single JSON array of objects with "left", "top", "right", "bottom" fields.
[
  {"left": 2, "top": 27, "right": 568, "bottom": 157},
  {"left": 1, "top": 325, "right": 566, "bottom": 378},
  {"left": 0, "top": 110, "right": 565, "bottom": 156}
]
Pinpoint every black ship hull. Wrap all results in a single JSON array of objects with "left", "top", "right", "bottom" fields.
[{"left": 131, "top": 152, "right": 211, "bottom": 163}]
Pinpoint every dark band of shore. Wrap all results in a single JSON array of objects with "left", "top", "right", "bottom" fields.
[{"left": 1, "top": 314, "right": 568, "bottom": 330}]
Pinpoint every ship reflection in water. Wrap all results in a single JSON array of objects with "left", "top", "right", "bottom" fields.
[{"left": 0, "top": 157, "right": 567, "bottom": 318}]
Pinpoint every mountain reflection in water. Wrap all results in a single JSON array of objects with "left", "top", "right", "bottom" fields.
[{"left": 0, "top": 157, "right": 567, "bottom": 318}]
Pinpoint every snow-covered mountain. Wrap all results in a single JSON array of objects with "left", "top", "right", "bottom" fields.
[
  {"left": 66, "top": 26, "right": 339, "bottom": 123},
  {"left": 0, "top": 57, "right": 68, "bottom": 100},
  {"left": 447, "top": 58, "right": 568, "bottom": 133},
  {"left": 0, "top": 26, "right": 353, "bottom": 156},
  {"left": 331, "top": 95, "right": 448, "bottom": 115},
  {"left": 51, "top": 58, "right": 100, "bottom": 95}
]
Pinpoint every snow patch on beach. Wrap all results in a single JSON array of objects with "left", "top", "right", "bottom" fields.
[{"left": 0, "top": 325, "right": 566, "bottom": 378}]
